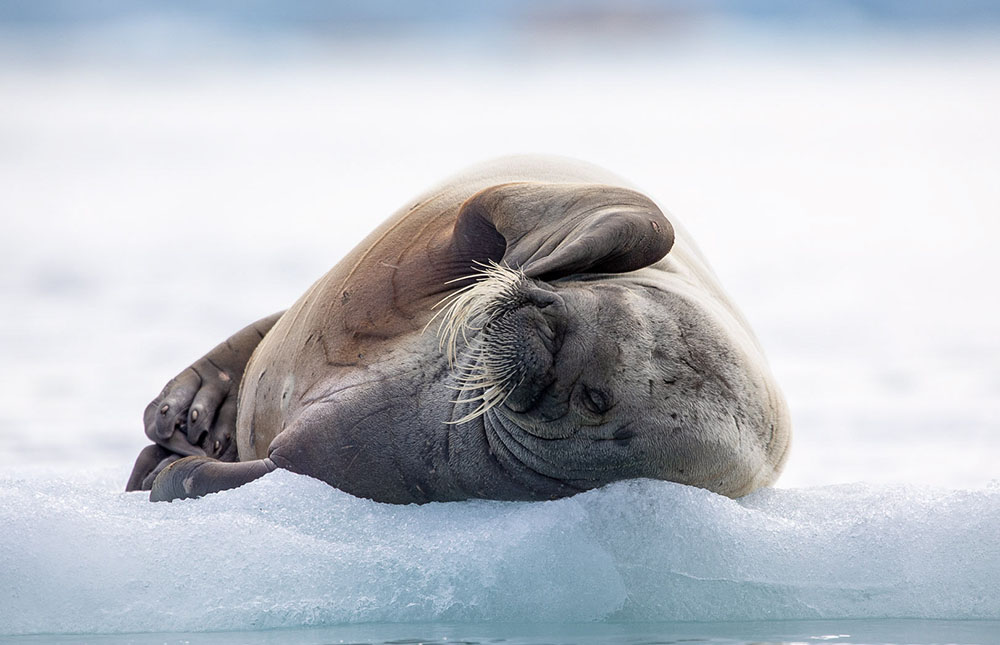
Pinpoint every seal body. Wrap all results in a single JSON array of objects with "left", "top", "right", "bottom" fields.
[{"left": 129, "top": 156, "right": 791, "bottom": 503}]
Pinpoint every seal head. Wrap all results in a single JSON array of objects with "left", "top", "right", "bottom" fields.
[{"left": 439, "top": 262, "right": 785, "bottom": 499}]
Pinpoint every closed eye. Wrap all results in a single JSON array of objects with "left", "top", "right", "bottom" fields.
[{"left": 580, "top": 384, "right": 614, "bottom": 416}]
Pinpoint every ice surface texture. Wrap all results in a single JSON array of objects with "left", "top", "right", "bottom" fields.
[{"left": 1, "top": 469, "right": 997, "bottom": 636}]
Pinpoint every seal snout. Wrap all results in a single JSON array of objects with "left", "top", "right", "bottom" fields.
[
  {"left": 487, "top": 295, "right": 562, "bottom": 413},
  {"left": 464, "top": 281, "right": 565, "bottom": 417},
  {"left": 438, "top": 262, "right": 568, "bottom": 424}
]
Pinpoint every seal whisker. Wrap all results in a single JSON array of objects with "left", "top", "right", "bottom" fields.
[
  {"left": 423, "top": 281, "right": 480, "bottom": 336},
  {"left": 439, "top": 259, "right": 535, "bottom": 424},
  {"left": 433, "top": 262, "right": 529, "bottom": 377}
]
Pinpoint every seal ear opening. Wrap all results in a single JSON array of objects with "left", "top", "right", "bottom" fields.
[{"left": 453, "top": 182, "right": 674, "bottom": 281}]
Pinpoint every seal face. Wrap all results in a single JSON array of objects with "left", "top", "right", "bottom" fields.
[{"left": 127, "top": 156, "right": 791, "bottom": 503}]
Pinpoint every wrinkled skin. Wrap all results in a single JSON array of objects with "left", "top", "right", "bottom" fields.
[{"left": 128, "top": 156, "right": 790, "bottom": 503}]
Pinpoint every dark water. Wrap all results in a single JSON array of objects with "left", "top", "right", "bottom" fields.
[{"left": 5, "top": 621, "right": 999, "bottom": 645}]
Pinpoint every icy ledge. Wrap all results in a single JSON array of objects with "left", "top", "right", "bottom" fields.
[{"left": 1, "top": 468, "right": 997, "bottom": 635}]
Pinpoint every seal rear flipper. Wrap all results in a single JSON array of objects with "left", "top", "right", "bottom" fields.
[
  {"left": 453, "top": 182, "right": 674, "bottom": 281},
  {"left": 149, "top": 456, "right": 277, "bottom": 502}
]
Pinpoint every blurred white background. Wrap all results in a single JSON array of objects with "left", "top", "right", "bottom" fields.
[{"left": 1, "top": 1, "right": 999, "bottom": 489}]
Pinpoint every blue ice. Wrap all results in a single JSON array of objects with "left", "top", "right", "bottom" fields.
[{"left": 1, "top": 469, "right": 997, "bottom": 636}]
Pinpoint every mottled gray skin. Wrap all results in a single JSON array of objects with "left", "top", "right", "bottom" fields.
[{"left": 127, "top": 156, "right": 790, "bottom": 503}]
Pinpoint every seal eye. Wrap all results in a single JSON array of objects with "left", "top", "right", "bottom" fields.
[{"left": 580, "top": 385, "right": 613, "bottom": 416}]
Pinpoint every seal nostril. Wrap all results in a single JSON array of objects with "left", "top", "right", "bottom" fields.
[{"left": 523, "top": 285, "right": 562, "bottom": 310}]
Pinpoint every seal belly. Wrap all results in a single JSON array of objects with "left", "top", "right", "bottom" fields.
[
  {"left": 236, "top": 323, "right": 289, "bottom": 461},
  {"left": 235, "top": 285, "right": 336, "bottom": 461}
]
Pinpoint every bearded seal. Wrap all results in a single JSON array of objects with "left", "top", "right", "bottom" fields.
[{"left": 126, "top": 156, "right": 791, "bottom": 503}]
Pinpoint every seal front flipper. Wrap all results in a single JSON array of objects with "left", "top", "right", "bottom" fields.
[
  {"left": 149, "top": 456, "right": 277, "bottom": 502},
  {"left": 126, "top": 311, "right": 285, "bottom": 492},
  {"left": 453, "top": 182, "right": 674, "bottom": 280}
]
